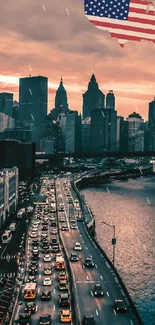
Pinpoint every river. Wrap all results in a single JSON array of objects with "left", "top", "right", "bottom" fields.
[{"left": 81, "top": 176, "right": 155, "bottom": 325}]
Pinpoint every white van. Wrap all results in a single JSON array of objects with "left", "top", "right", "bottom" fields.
[{"left": 9, "top": 222, "right": 16, "bottom": 232}]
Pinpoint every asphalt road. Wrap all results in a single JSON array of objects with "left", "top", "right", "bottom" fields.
[
  {"left": 56, "top": 177, "right": 137, "bottom": 325},
  {"left": 14, "top": 182, "right": 72, "bottom": 325}
]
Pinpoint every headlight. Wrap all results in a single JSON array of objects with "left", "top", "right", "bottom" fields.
[
  {"left": 94, "top": 292, "right": 97, "bottom": 295},
  {"left": 101, "top": 292, "right": 103, "bottom": 294}
]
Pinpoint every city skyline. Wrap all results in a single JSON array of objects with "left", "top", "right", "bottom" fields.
[{"left": 1, "top": 0, "right": 155, "bottom": 120}]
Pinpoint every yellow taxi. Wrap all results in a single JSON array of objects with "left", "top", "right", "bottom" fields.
[{"left": 60, "top": 310, "right": 72, "bottom": 322}]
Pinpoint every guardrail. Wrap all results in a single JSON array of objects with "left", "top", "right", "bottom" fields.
[
  {"left": 55, "top": 180, "right": 80, "bottom": 325},
  {"left": 71, "top": 177, "right": 144, "bottom": 325}
]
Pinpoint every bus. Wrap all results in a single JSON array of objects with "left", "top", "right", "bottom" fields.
[
  {"left": 56, "top": 256, "right": 65, "bottom": 270},
  {"left": 17, "top": 208, "right": 25, "bottom": 219},
  {"left": 24, "top": 283, "right": 37, "bottom": 300},
  {"left": 1, "top": 230, "right": 12, "bottom": 244}
]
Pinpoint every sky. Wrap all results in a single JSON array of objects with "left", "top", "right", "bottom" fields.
[{"left": 1, "top": 0, "right": 155, "bottom": 120}]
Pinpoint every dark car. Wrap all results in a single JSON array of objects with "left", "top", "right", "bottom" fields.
[
  {"left": 82, "top": 315, "right": 96, "bottom": 325},
  {"left": 25, "top": 302, "right": 36, "bottom": 314},
  {"left": 51, "top": 245, "right": 59, "bottom": 253},
  {"left": 27, "top": 276, "right": 36, "bottom": 283},
  {"left": 17, "top": 313, "right": 31, "bottom": 325},
  {"left": 114, "top": 299, "right": 128, "bottom": 312},
  {"left": 92, "top": 284, "right": 104, "bottom": 297},
  {"left": 61, "top": 225, "right": 69, "bottom": 231},
  {"left": 32, "top": 239, "right": 39, "bottom": 246},
  {"left": 70, "top": 253, "right": 79, "bottom": 262},
  {"left": 51, "top": 238, "right": 58, "bottom": 246},
  {"left": 84, "top": 258, "right": 94, "bottom": 268},
  {"left": 58, "top": 293, "right": 70, "bottom": 307},
  {"left": 30, "top": 261, "right": 38, "bottom": 267},
  {"left": 29, "top": 267, "right": 37, "bottom": 275},
  {"left": 41, "top": 291, "right": 51, "bottom": 301},
  {"left": 39, "top": 314, "right": 51, "bottom": 325}
]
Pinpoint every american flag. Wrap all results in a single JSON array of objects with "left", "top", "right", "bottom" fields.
[{"left": 84, "top": 0, "right": 155, "bottom": 47}]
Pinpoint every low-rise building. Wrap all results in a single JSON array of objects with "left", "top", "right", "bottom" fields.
[{"left": 0, "top": 167, "right": 18, "bottom": 229}]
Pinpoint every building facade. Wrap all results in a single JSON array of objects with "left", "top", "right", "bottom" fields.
[
  {"left": 65, "top": 111, "right": 81, "bottom": 153},
  {"left": 106, "top": 90, "right": 115, "bottom": 109},
  {"left": 91, "top": 109, "right": 105, "bottom": 152},
  {"left": 0, "top": 167, "right": 18, "bottom": 229},
  {"left": 148, "top": 97, "right": 155, "bottom": 150},
  {"left": 81, "top": 118, "right": 91, "bottom": 152},
  {"left": 0, "top": 92, "right": 13, "bottom": 117},
  {"left": 126, "top": 112, "right": 144, "bottom": 151}
]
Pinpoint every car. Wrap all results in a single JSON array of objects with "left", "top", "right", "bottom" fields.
[
  {"left": 32, "top": 239, "right": 39, "bottom": 245},
  {"left": 25, "top": 302, "right": 36, "bottom": 314},
  {"left": 41, "top": 291, "right": 51, "bottom": 301},
  {"left": 43, "top": 277, "right": 52, "bottom": 286},
  {"left": 58, "top": 272, "right": 68, "bottom": 282},
  {"left": 30, "top": 261, "right": 38, "bottom": 267},
  {"left": 92, "top": 284, "right": 104, "bottom": 297},
  {"left": 51, "top": 245, "right": 59, "bottom": 253},
  {"left": 0, "top": 276, "right": 6, "bottom": 286},
  {"left": 32, "top": 227, "right": 38, "bottom": 232},
  {"left": 44, "top": 267, "right": 52, "bottom": 275},
  {"left": 29, "top": 267, "right": 37, "bottom": 275},
  {"left": 59, "top": 293, "right": 70, "bottom": 307},
  {"left": 51, "top": 238, "right": 58, "bottom": 246},
  {"left": 32, "top": 248, "right": 39, "bottom": 255},
  {"left": 74, "top": 242, "right": 82, "bottom": 251},
  {"left": 60, "top": 217, "right": 66, "bottom": 222},
  {"left": 41, "top": 233, "right": 48, "bottom": 238},
  {"left": 56, "top": 252, "right": 62, "bottom": 258},
  {"left": 51, "top": 228, "right": 58, "bottom": 235},
  {"left": 39, "top": 314, "right": 51, "bottom": 325},
  {"left": 17, "top": 313, "right": 31, "bottom": 325},
  {"left": 70, "top": 224, "right": 77, "bottom": 230},
  {"left": 60, "top": 310, "right": 72, "bottom": 323},
  {"left": 84, "top": 258, "right": 94, "bottom": 268},
  {"left": 82, "top": 315, "right": 96, "bottom": 325},
  {"left": 113, "top": 299, "right": 128, "bottom": 312},
  {"left": 30, "top": 232, "right": 37, "bottom": 238},
  {"left": 43, "top": 254, "right": 52, "bottom": 262},
  {"left": 27, "top": 276, "right": 36, "bottom": 283},
  {"left": 59, "top": 280, "right": 68, "bottom": 291},
  {"left": 70, "top": 253, "right": 79, "bottom": 262},
  {"left": 61, "top": 225, "right": 69, "bottom": 231}
]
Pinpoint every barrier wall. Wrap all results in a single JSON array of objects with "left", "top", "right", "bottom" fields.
[{"left": 71, "top": 178, "right": 144, "bottom": 325}]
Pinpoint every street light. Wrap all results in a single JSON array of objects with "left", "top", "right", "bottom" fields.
[{"left": 102, "top": 221, "right": 116, "bottom": 266}]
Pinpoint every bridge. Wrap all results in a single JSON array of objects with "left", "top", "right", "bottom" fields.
[{"left": 36, "top": 150, "right": 155, "bottom": 159}]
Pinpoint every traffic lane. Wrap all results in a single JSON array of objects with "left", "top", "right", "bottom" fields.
[
  {"left": 77, "top": 223, "right": 135, "bottom": 324},
  {"left": 0, "top": 218, "right": 27, "bottom": 257}
]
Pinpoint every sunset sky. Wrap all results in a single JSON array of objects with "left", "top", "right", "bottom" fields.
[{"left": 1, "top": 0, "right": 155, "bottom": 120}]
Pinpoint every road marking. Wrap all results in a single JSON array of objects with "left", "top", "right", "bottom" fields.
[
  {"left": 86, "top": 276, "right": 89, "bottom": 281},
  {"left": 54, "top": 288, "right": 55, "bottom": 294},
  {"left": 39, "top": 274, "right": 41, "bottom": 278},
  {"left": 91, "top": 291, "right": 93, "bottom": 297},
  {"left": 76, "top": 281, "right": 97, "bottom": 284},
  {"left": 95, "top": 264, "right": 98, "bottom": 268},
  {"left": 100, "top": 275, "right": 103, "bottom": 280},
  {"left": 90, "top": 255, "right": 92, "bottom": 258},
  {"left": 53, "top": 304, "right": 55, "bottom": 310},
  {"left": 106, "top": 291, "right": 109, "bottom": 297},
  {"left": 130, "top": 321, "right": 134, "bottom": 325},
  {"left": 86, "top": 247, "right": 88, "bottom": 250},
  {"left": 36, "top": 305, "right": 38, "bottom": 311},
  {"left": 113, "top": 309, "right": 116, "bottom": 315},
  {"left": 39, "top": 263, "right": 41, "bottom": 267},
  {"left": 96, "top": 309, "right": 99, "bottom": 316},
  {"left": 54, "top": 273, "right": 55, "bottom": 278},
  {"left": 38, "top": 288, "right": 40, "bottom": 293}
]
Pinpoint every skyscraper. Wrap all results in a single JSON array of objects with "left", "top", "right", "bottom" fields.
[
  {"left": 19, "top": 75, "right": 48, "bottom": 125},
  {"left": 82, "top": 74, "right": 105, "bottom": 118},
  {"left": 148, "top": 97, "right": 155, "bottom": 150},
  {"left": 91, "top": 109, "right": 105, "bottom": 152},
  {"left": 0, "top": 93, "right": 13, "bottom": 117},
  {"left": 55, "top": 78, "right": 69, "bottom": 118},
  {"left": 126, "top": 112, "right": 144, "bottom": 151},
  {"left": 65, "top": 111, "right": 81, "bottom": 153},
  {"left": 106, "top": 90, "right": 115, "bottom": 109}
]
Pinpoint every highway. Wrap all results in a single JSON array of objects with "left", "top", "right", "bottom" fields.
[
  {"left": 56, "top": 177, "right": 137, "bottom": 325},
  {"left": 14, "top": 178, "right": 72, "bottom": 325}
]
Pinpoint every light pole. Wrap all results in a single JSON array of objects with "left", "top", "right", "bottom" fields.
[{"left": 102, "top": 221, "right": 116, "bottom": 266}]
